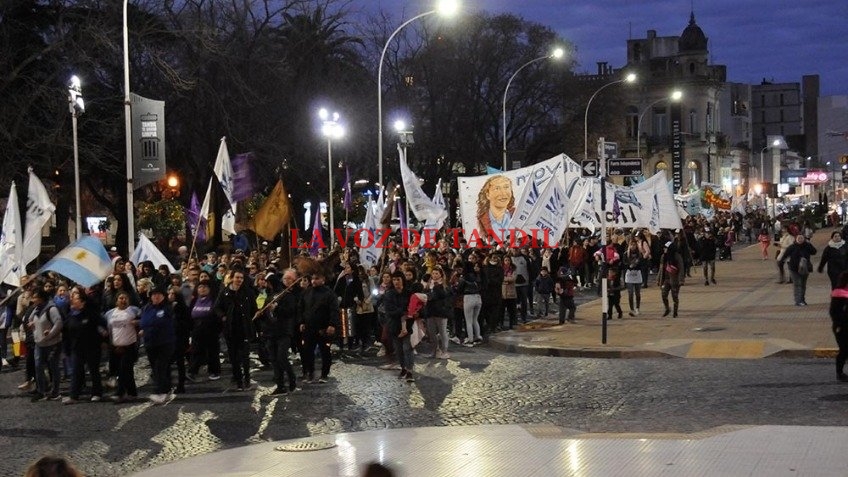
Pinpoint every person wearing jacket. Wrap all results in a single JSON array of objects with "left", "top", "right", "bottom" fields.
[
  {"left": 379, "top": 271, "right": 413, "bottom": 381},
  {"left": 425, "top": 266, "right": 453, "bottom": 359},
  {"left": 259, "top": 268, "right": 301, "bottom": 395},
  {"left": 780, "top": 234, "right": 817, "bottom": 306},
  {"left": 214, "top": 269, "right": 257, "bottom": 390},
  {"left": 533, "top": 267, "right": 554, "bottom": 317},
  {"left": 30, "top": 288, "right": 63, "bottom": 402},
  {"left": 697, "top": 228, "right": 718, "bottom": 285},
  {"left": 140, "top": 285, "right": 176, "bottom": 404},
  {"left": 187, "top": 279, "right": 221, "bottom": 381},
  {"left": 104, "top": 291, "right": 141, "bottom": 402},
  {"left": 298, "top": 272, "right": 339, "bottom": 383},
  {"left": 818, "top": 231, "right": 848, "bottom": 289},
  {"left": 168, "top": 285, "right": 192, "bottom": 394},
  {"left": 480, "top": 253, "right": 504, "bottom": 334},
  {"left": 775, "top": 229, "right": 796, "bottom": 284},
  {"left": 658, "top": 240, "right": 685, "bottom": 318},
  {"left": 63, "top": 286, "right": 108, "bottom": 404},
  {"left": 828, "top": 271, "right": 848, "bottom": 382}
]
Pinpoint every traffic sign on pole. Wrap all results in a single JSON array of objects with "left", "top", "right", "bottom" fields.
[
  {"left": 608, "top": 158, "right": 643, "bottom": 176},
  {"left": 581, "top": 159, "right": 598, "bottom": 177}
]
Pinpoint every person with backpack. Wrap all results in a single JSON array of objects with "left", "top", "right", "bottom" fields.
[
  {"left": 30, "top": 288, "right": 64, "bottom": 402},
  {"left": 780, "top": 234, "right": 817, "bottom": 306}
]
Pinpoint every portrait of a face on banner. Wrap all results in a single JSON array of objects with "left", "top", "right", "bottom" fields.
[{"left": 457, "top": 155, "right": 577, "bottom": 244}]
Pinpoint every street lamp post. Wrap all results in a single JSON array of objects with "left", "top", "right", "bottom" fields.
[
  {"left": 582, "top": 72, "right": 635, "bottom": 345},
  {"left": 320, "top": 108, "right": 344, "bottom": 248},
  {"left": 636, "top": 90, "right": 682, "bottom": 159},
  {"left": 501, "top": 47, "right": 564, "bottom": 171},
  {"left": 378, "top": 0, "right": 458, "bottom": 187},
  {"left": 394, "top": 120, "right": 415, "bottom": 232},
  {"left": 68, "top": 75, "right": 85, "bottom": 240},
  {"left": 123, "top": 0, "right": 135, "bottom": 256}
]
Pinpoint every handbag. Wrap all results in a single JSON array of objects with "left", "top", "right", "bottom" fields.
[
  {"left": 502, "top": 280, "right": 517, "bottom": 299},
  {"left": 624, "top": 269, "right": 642, "bottom": 284},
  {"left": 664, "top": 263, "right": 679, "bottom": 275}
]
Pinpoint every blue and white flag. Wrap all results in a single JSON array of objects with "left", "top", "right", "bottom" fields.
[
  {"left": 486, "top": 166, "right": 502, "bottom": 175},
  {"left": 508, "top": 174, "right": 542, "bottom": 231},
  {"left": 213, "top": 137, "right": 235, "bottom": 210},
  {"left": 39, "top": 236, "right": 111, "bottom": 287},
  {"left": 524, "top": 175, "right": 569, "bottom": 243},
  {"left": 130, "top": 233, "right": 177, "bottom": 273},
  {"left": 359, "top": 195, "right": 381, "bottom": 269},
  {"left": 0, "top": 182, "right": 24, "bottom": 286}
]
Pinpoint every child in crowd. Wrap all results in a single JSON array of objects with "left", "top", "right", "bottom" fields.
[
  {"left": 555, "top": 274, "right": 577, "bottom": 324},
  {"left": 534, "top": 267, "right": 554, "bottom": 317}
]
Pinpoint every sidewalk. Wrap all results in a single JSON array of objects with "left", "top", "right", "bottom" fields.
[{"left": 490, "top": 229, "right": 839, "bottom": 359}]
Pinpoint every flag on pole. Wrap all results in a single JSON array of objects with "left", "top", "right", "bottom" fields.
[
  {"left": 359, "top": 195, "right": 381, "bottom": 268},
  {"left": 22, "top": 168, "right": 56, "bottom": 268},
  {"left": 187, "top": 191, "right": 206, "bottom": 242},
  {"left": 398, "top": 153, "right": 448, "bottom": 225},
  {"left": 397, "top": 200, "right": 408, "bottom": 243},
  {"left": 252, "top": 179, "right": 291, "bottom": 240},
  {"left": 486, "top": 166, "right": 502, "bottom": 175},
  {"left": 423, "top": 179, "right": 448, "bottom": 230},
  {"left": 308, "top": 209, "right": 322, "bottom": 257},
  {"left": 231, "top": 152, "right": 256, "bottom": 202},
  {"left": 213, "top": 137, "right": 235, "bottom": 209},
  {"left": 222, "top": 203, "right": 237, "bottom": 236},
  {"left": 38, "top": 236, "right": 111, "bottom": 287},
  {"left": 343, "top": 166, "right": 352, "bottom": 212},
  {"left": 130, "top": 233, "right": 177, "bottom": 273},
  {"left": 523, "top": 174, "right": 569, "bottom": 244},
  {"left": 0, "top": 182, "right": 24, "bottom": 286},
  {"left": 196, "top": 178, "right": 214, "bottom": 241}
]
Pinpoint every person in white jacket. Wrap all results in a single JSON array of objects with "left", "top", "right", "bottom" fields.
[{"left": 775, "top": 228, "right": 796, "bottom": 284}]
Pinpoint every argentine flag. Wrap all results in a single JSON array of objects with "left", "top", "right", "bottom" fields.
[{"left": 39, "top": 236, "right": 112, "bottom": 287}]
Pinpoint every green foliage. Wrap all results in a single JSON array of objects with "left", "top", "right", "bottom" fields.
[{"left": 137, "top": 199, "right": 186, "bottom": 239}]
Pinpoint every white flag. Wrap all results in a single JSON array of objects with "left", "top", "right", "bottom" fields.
[
  {"left": 508, "top": 174, "right": 543, "bottom": 231},
  {"left": 359, "top": 196, "right": 382, "bottom": 269},
  {"left": 199, "top": 178, "right": 213, "bottom": 220},
  {"left": 222, "top": 203, "right": 237, "bottom": 235},
  {"left": 213, "top": 137, "right": 235, "bottom": 209},
  {"left": 0, "top": 182, "right": 24, "bottom": 286},
  {"left": 398, "top": 151, "right": 448, "bottom": 225},
  {"left": 523, "top": 174, "right": 569, "bottom": 244},
  {"left": 23, "top": 168, "right": 56, "bottom": 267},
  {"left": 130, "top": 233, "right": 177, "bottom": 273},
  {"left": 423, "top": 179, "right": 448, "bottom": 230}
]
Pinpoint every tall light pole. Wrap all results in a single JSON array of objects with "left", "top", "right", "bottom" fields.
[
  {"left": 320, "top": 108, "right": 344, "bottom": 248},
  {"left": 584, "top": 73, "right": 636, "bottom": 162},
  {"left": 759, "top": 139, "right": 781, "bottom": 183},
  {"left": 502, "top": 47, "right": 564, "bottom": 171},
  {"left": 636, "top": 89, "right": 682, "bottom": 158},
  {"left": 394, "top": 119, "right": 415, "bottom": 231},
  {"left": 378, "top": 0, "right": 459, "bottom": 187},
  {"left": 68, "top": 75, "right": 85, "bottom": 240},
  {"left": 583, "top": 72, "right": 634, "bottom": 346},
  {"left": 123, "top": 0, "right": 135, "bottom": 256}
]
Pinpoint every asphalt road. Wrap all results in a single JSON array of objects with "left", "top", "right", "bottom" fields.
[{"left": 2, "top": 346, "right": 847, "bottom": 477}]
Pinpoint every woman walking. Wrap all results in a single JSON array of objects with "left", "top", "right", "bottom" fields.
[
  {"left": 818, "top": 231, "right": 848, "bottom": 289},
  {"left": 624, "top": 239, "right": 644, "bottom": 316}
]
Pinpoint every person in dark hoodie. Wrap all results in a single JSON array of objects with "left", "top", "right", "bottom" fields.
[
  {"left": 167, "top": 285, "right": 192, "bottom": 393},
  {"left": 658, "top": 240, "right": 685, "bottom": 318},
  {"left": 828, "top": 271, "right": 848, "bottom": 383},
  {"left": 214, "top": 269, "right": 257, "bottom": 390},
  {"left": 298, "top": 271, "right": 339, "bottom": 384},
  {"left": 818, "top": 231, "right": 848, "bottom": 290},
  {"left": 188, "top": 279, "right": 221, "bottom": 381},
  {"left": 63, "top": 286, "right": 108, "bottom": 404},
  {"left": 139, "top": 285, "right": 176, "bottom": 404}
]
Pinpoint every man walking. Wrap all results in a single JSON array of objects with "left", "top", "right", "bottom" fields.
[
  {"left": 298, "top": 272, "right": 339, "bottom": 383},
  {"left": 215, "top": 270, "right": 257, "bottom": 390}
]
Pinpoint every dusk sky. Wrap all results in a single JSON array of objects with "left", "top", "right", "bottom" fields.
[{"left": 364, "top": 0, "right": 848, "bottom": 97}]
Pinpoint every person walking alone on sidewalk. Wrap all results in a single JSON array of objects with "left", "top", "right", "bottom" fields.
[
  {"left": 818, "top": 231, "right": 848, "bottom": 290},
  {"left": 758, "top": 229, "right": 771, "bottom": 260},
  {"left": 827, "top": 271, "right": 848, "bottom": 382},
  {"left": 780, "top": 234, "right": 817, "bottom": 306},
  {"left": 658, "top": 240, "right": 685, "bottom": 318},
  {"left": 698, "top": 228, "right": 718, "bottom": 286}
]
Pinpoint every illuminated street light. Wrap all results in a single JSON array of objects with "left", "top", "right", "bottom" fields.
[
  {"left": 68, "top": 74, "right": 85, "bottom": 239},
  {"left": 584, "top": 72, "right": 636, "bottom": 162},
  {"left": 636, "top": 89, "right": 683, "bottom": 158},
  {"left": 377, "top": 0, "right": 459, "bottom": 186},
  {"left": 502, "top": 47, "right": 566, "bottom": 170},
  {"left": 319, "top": 109, "right": 344, "bottom": 247}
]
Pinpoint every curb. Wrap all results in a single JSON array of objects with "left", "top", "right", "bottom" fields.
[{"left": 488, "top": 338, "right": 839, "bottom": 360}]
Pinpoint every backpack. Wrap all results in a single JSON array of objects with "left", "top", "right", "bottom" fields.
[{"left": 798, "top": 257, "right": 810, "bottom": 276}]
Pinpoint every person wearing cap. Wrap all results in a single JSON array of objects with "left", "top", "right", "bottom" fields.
[
  {"left": 658, "top": 238, "right": 685, "bottom": 317},
  {"left": 214, "top": 269, "right": 258, "bottom": 390},
  {"left": 139, "top": 284, "right": 176, "bottom": 404}
]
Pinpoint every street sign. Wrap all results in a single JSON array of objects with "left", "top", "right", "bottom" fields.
[
  {"left": 603, "top": 142, "right": 618, "bottom": 160},
  {"left": 581, "top": 159, "right": 598, "bottom": 177},
  {"left": 607, "top": 158, "right": 643, "bottom": 176}
]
